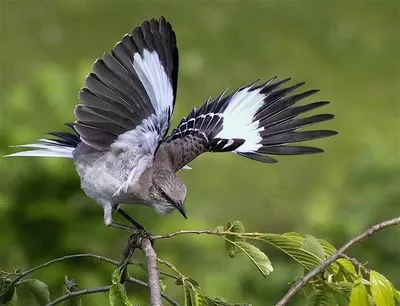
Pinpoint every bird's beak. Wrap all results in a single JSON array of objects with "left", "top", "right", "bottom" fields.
[{"left": 175, "top": 203, "right": 187, "bottom": 219}]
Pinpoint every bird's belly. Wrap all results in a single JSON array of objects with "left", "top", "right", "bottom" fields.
[{"left": 74, "top": 153, "right": 125, "bottom": 207}]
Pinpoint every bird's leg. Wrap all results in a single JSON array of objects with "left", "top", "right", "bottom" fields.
[
  {"left": 104, "top": 204, "right": 135, "bottom": 231},
  {"left": 114, "top": 207, "right": 154, "bottom": 245},
  {"left": 115, "top": 207, "right": 145, "bottom": 230}
]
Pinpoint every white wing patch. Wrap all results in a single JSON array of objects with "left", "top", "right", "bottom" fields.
[
  {"left": 216, "top": 85, "right": 265, "bottom": 152},
  {"left": 133, "top": 50, "right": 174, "bottom": 120}
]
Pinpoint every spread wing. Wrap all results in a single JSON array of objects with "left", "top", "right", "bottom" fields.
[
  {"left": 163, "top": 77, "right": 337, "bottom": 171},
  {"left": 74, "top": 17, "right": 178, "bottom": 153}
]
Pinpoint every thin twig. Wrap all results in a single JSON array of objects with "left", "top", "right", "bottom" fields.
[
  {"left": 276, "top": 216, "right": 400, "bottom": 306},
  {"left": 141, "top": 238, "right": 162, "bottom": 306},
  {"left": 46, "top": 285, "right": 111, "bottom": 306},
  {"left": 152, "top": 229, "right": 218, "bottom": 240},
  {"left": 10, "top": 253, "right": 118, "bottom": 287},
  {"left": 339, "top": 253, "right": 369, "bottom": 274},
  {"left": 157, "top": 258, "right": 185, "bottom": 279}
]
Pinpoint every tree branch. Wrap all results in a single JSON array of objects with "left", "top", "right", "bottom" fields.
[
  {"left": 276, "top": 216, "right": 400, "bottom": 306},
  {"left": 5, "top": 251, "right": 178, "bottom": 306},
  {"left": 46, "top": 285, "right": 111, "bottom": 306},
  {"left": 141, "top": 238, "right": 162, "bottom": 306}
]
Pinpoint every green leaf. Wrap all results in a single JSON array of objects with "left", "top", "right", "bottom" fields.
[
  {"left": 318, "top": 239, "right": 337, "bottom": 256},
  {"left": 350, "top": 281, "right": 369, "bottom": 306},
  {"left": 390, "top": 283, "right": 400, "bottom": 302},
  {"left": 159, "top": 278, "right": 167, "bottom": 294},
  {"left": 302, "top": 235, "right": 326, "bottom": 260},
  {"left": 184, "top": 282, "right": 193, "bottom": 306},
  {"left": 258, "top": 233, "right": 334, "bottom": 272},
  {"left": 225, "top": 239, "right": 273, "bottom": 277},
  {"left": 63, "top": 277, "right": 82, "bottom": 306},
  {"left": 109, "top": 270, "right": 132, "bottom": 306},
  {"left": 337, "top": 258, "right": 357, "bottom": 276},
  {"left": 224, "top": 221, "right": 246, "bottom": 258},
  {"left": 214, "top": 225, "right": 225, "bottom": 233},
  {"left": 369, "top": 270, "right": 395, "bottom": 306},
  {"left": 305, "top": 289, "right": 336, "bottom": 306},
  {"left": 0, "top": 278, "right": 15, "bottom": 304},
  {"left": 4, "top": 288, "right": 17, "bottom": 306},
  {"left": 324, "top": 280, "right": 353, "bottom": 297},
  {"left": 185, "top": 282, "right": 208, "bottom": 306},
  {"left": 18, "top": 279, "right": 50, "bottom": 305}
]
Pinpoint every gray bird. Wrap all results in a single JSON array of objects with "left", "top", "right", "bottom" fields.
[{"left": 6, "top": 17, "right": 337, "bottom": 229}]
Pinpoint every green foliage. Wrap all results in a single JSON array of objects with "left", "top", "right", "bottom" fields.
[
  {"left": 369, "top": 271, "right": 395, "bottom": 306},
  {"left": 1, "top": 220, "right": 399, "bottom": 305},
  {"left": 349, "top": 278, "right": 369, "bottom": 306},
  {"left": 17, "top": 279, "right": 50, "bottom": 305},
  {"left": 306, "top": 290, "right": 336, "bottom": 306},
  {"left": 180, "top": 278, "right": 249, "bottom": 306},
  {"left": 0, "top": 278, "right": 16, "bottom": 305},
  {"left": 109, "top": 270, "right": 132, "bottom": 306},
  {"left": 222, "top": 221, "right": 272, "bottom": 277}
]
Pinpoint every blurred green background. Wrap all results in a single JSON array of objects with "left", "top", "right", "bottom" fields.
[{"left": 1, "top": 1, "right": 399, "bottom": 305}]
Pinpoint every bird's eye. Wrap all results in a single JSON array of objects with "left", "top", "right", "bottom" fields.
[{"left": 161, "top": 190, "right": 167, "bottom": 198}]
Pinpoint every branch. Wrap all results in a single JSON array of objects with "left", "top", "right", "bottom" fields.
[
  {"left": 141, "top": 238, "right": 162, "bottom": 306},
  {"left": 276, "top": 216, "right": 400, "bottom": 306},
  {"left": 6, "top": 251, "right": 178, "bottom": 306},
  {"left": 10, "top": 253, "right": 118, "bottom": 287},
  {"left": 46, "top": 285, "right": 111, "bottom": 306}
]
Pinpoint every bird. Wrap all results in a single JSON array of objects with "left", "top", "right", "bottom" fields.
[{"left": 5, "top": 17, "right": 337, "bottom": 230}]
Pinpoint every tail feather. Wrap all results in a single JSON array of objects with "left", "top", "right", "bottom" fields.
[{"left": 4, "top": 124, "right": 81, "bottom": 159}]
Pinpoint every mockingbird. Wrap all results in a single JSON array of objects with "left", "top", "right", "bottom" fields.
[{"left": 6, "top": 17, "right": 337, "bottom": 229}]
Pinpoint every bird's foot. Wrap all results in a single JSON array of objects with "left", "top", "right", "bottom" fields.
[{"left": 129, "top": 228, "right": 154, "bottom": 247}]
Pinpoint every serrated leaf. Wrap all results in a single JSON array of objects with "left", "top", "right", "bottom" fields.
[
  {"left": 226, "top": 240, "right": 273, "bottom": 277},
  {"left": 325, "top": 280, "right": 353, "bottom": 297},
  {"left": 302, "top": 235, "right": 326, "bottom": 260},
  {"left": 350, "top": 281, "right": 369, "bottom": 306},
  {"left": 318, "top": 239, "right": 337, "bottom": 256},
  {"left": 305, "top": 289, "right": 336, "bottom": 306},
  {"left": 18, "top": 279, "right": 50, "bottom": 305},
  {"left": 370, "top": 270, "right": 395, "bottom": 306},
  {"left": 258, "top": 233, "right": 337, "bottom": 272},
  {"left": 109, "top": 270, "right": 132, "bottom": 306}
]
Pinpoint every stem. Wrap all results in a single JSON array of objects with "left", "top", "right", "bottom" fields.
[
  {"left": 11, "top": 253, "right": 118, "bottom": 287},
  {"left": 46, "top": 285, "right": 111, "bottom": 306},
  {"left": 157, "top": 258, "right": 185, "bottom": 279},
  {"left": 276, "top": 216, "right": 400, "bottom": 306}
]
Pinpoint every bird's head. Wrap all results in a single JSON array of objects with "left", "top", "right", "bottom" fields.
[{"left": 148, "top": 169, "right": 187, "bottom": 218}]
